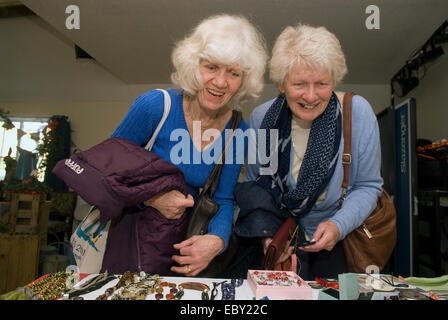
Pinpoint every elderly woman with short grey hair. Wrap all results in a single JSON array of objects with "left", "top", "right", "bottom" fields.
[
  {"left": 111, "top": 14, "right": 267, "bottom": 276},
  {"left": 232, "top": 23, "right": 383, "bottom": 279}
]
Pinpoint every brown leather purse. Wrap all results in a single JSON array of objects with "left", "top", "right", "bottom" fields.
[
  {"left": 262, "top": 217, "right": 297, "bottom": 270},
  {"left": 339, "top": 92, "right": 397, "bottom": 273}
]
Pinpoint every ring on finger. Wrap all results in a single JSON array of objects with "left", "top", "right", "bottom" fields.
[{"left": 186, "top": 264, "right": 191, "bottom": 272}]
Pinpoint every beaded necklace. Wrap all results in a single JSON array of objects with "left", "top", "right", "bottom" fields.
[{"left": 221, "top": 279, "right": 244, "bottom": 300}]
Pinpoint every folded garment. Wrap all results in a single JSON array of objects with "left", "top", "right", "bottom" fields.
[{"left": 404, "top": 275, "right": 448, "bottom": 292}]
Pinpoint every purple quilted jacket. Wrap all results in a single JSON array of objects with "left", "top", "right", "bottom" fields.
[{"left": 53, "top": 137, "right": 189, "bottom": 275}]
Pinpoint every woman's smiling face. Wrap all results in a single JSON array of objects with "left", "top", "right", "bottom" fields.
[
  {"left": 278, "top": 63, "right": 334, "bottom": 121},
  {"left": 197, "top": 59, "right": 243, "bottom": 111}
]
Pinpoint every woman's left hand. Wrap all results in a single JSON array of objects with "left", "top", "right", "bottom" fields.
[
  {"left": 170, "top": 235, "right": 225, "bottom": 276},
  {"left": 299, "top": 220, "right": 340, "bottom": 252}
]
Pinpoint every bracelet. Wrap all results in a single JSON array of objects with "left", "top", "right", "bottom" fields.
[
  {"left": 178, "top": 282, "right": 210, "bottom": 300},
  {"left": 179, "top": 282, "right": 210, "bottom": 291},
  {"left": 221, "top": 278, "right": 244, "bottom": 300},
  {"left": 155, "top": 281, "right": 178, "bottom": 300}
]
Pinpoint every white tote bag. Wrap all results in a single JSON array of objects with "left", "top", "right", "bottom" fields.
[
  {"left": 70, "top": 89, "right": 171, "bottom": 273},
  {"left": 70, "top": 207, "right": 110, "bottom": 274}
]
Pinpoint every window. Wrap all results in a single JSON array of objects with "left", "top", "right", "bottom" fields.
[{"left": 0, "top": 117, "right": 49, "bottom": 181}]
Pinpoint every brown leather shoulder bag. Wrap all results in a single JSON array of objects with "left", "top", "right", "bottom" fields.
[{"left": 339, "top": 92, "right": 397, "bottom": 273}]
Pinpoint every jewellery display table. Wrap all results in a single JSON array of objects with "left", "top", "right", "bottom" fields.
[
  {"left": 21, "top": 271, "right": 440, "bottom": 301},
  {"left": 67, "top": 273, "right": 321, "bottom": 300}
]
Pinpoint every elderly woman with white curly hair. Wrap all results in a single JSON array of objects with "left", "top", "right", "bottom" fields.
[
  {"left": 231, "top": 23, "right": 383, "bottom": 279},
  {"left": 111, "top": 14, "right": 267, "bottom": 276}
]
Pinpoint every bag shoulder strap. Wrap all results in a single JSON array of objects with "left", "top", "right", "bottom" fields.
[
  {"left": 201, "top": 109, "right": 242, "bottom": 197},
  {"left": 144, "top": 89, "right": 171, "bottom": 151},
  {"left": 338, "top": 92, "right": 356, "bottom": 209}
]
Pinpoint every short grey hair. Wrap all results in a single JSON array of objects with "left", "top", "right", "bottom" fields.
[
  {"left": 171, "top": 14, "right": 268, "bottom": 105},
  {"left": 270, "top": 24, "right": 347, "bottom": 86}
]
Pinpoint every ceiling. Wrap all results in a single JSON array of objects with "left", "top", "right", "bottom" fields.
[{"left": 15, "top": 0, "right": 448, "bottom": 85}]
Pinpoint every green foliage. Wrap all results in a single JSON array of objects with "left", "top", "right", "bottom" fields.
[
  {"left": 36, "top": 117, "right": 66, "bottom": 177},
  {"left": 49, "top": 191, "right": 77, "bottom": 216}
]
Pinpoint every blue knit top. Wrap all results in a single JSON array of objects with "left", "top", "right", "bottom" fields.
[{"left": 111, "top": 89, "right": 248, "bottom": 251}]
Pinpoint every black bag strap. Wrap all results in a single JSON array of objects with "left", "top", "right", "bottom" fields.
[{"left": 200, "top": 109, "right": 242, "bottom": 197}]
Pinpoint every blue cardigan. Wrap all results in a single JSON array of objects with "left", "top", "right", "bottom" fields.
[
  {"left": 111, "top": 89, "right": 248, "bottom": 251},
  {"left": 245, "top": 94, "right": 383, "bottom": 240}
]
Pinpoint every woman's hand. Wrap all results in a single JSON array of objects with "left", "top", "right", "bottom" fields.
[
  {"left": 299, "top": 220, "right": 340, "bottom": 252},
  {"left": 170, "top": 235, "right": 225, "bottom": 276},
  {"left": 143, "top": 190, "right": 194, "bottom": 219},
  {"left": 262, "top": 237, "right": 295, "bottom": 265}
]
